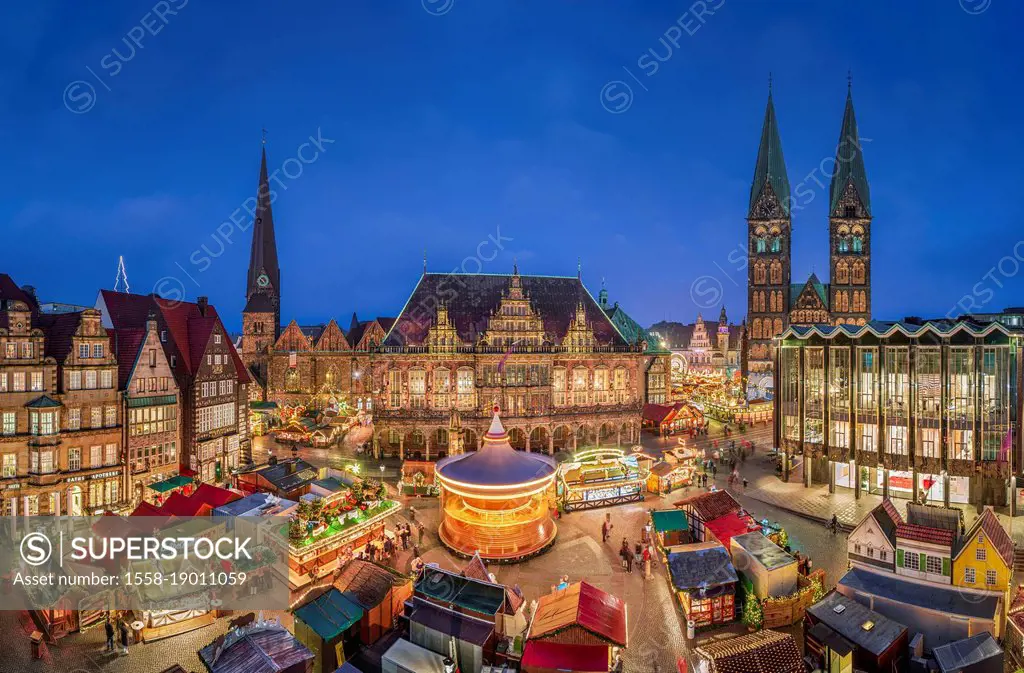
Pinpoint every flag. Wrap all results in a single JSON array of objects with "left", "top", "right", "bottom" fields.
[{"left": 497, "top": 340, "right": 520, "bottom": 373}]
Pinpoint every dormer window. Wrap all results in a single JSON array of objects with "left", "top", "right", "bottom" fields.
[{"left": 160, "top": 330, "right": 167, "bottom": 342}]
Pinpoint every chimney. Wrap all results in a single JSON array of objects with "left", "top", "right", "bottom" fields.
[{"left": 197, "top": 296, "right": 208, "bottom": 316}]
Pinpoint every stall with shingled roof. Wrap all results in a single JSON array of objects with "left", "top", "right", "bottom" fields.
[
  {"left": 667, "top": 542, "right": 738, "bottom": 626},
  {"left": 522, "top": 581, "right": 627, "bottom": 673}
]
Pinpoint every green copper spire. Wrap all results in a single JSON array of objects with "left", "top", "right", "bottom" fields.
[
  {"left": 829, "top": 84, "right": 871, "bottom": 216},
  {"left": 748, "top": 87, "right": 791, "bottom": 218}
]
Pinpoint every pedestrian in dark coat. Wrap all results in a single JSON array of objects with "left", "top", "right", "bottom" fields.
[
  {"left": 104, "top": 618, "right": 114, "bottom": 652},
  {"left": 119, "top": 620, "right": 129, "bottom": 654}
]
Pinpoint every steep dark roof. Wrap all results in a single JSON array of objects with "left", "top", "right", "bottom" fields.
[
  {"left": 0, "top": 273, "right": 38, "bottom": 311},
  {"left": 35, "top": 311, "right": 83, "bottom": 364},
  {"left": 110, "top": 327, "right": 147, "bottom": 390},
  {"left": 749, "top": 91, "right": 791, "bottom": 218},
  {"left": 334, "top": 559, "right": 406, "bottom": 610},
  {"left": 385, "top": 273, "right": 626, "bottom": 347},
  {"left": 99, "top": 290, "right": 250, "bottom": 384},
  {"left": 838, "top": 566, "right": 1000, "bottom": 620},
  {"left": 829, "top": 89, "right": 871, "bottom": 217},
  {"left": 246, "top": 146, "right": 281, "bottom": 300}
]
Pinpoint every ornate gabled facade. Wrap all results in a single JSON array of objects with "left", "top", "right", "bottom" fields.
[
  {"left": 649, "top": 307, "right": 744, "bottom": 380},
  {"left": 371, "top": 268, "right": 669, "bottom": 459},
  {"left": 746, "top": 80, "right": 874, "bottom": 396}
]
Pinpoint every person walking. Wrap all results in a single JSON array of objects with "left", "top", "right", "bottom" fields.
[
  {"left": 119, "top": 619, "right": 130, "bottom": 655},
  {"left": 619, "top": 539, "right": 630, "bottom": 572},
  {"left": 642, "top": 545, "right": 652, "bottom": 579},
  {"left": 104, "top": 617, "right": 115, "bottom": 652},
  {"left": 602, "top": 519, "right": 613, "bottom": 543},
  {"left": 418, "top": 523, "right": 425, "bottom": 545},
  {"left": 711, "top": 463, "right": 717, "bottom": 478},
  {"left": 633, "top": 543, "right": 643, "bottom": 576}
]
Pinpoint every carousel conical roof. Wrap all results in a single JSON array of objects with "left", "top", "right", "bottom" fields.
[{"left": 436, "top": 408, "right": 556, "bottom": 486}]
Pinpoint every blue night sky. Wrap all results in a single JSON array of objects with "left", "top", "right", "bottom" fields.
[{"left": 2, "top": 1, "right": 1022, "bottom": 331}]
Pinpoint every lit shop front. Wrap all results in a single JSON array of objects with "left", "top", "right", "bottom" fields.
[
  {"left": 831, "top": 462, "right": 970, "bottom": 504},
  {"left": 557, "top": 448, "right": 646, "bottom": 511},
  {"left": 436, "top": 409, "right": 557, "bottom": 562}
]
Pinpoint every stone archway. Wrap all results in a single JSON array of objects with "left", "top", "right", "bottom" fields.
[
  {"left": 575, "top": 423, "right": 595, "bottom": 450},
  {"left": 377, "top": 429, "right": 401, "bottom": 458},
  {"left": 552, "top": 425, "right": 572, "bottom": 452},
  {"left": 598, "top": 422, "right": 617, "bottom": 446},
  {"left": 508, "top": 427, "right": 527, "bottom": 451},
  {"left": 405, "top": 429, "right": 426, "bottom": 460},
  {"left": 620, "top": 422, "right": 634, "bottom": 445},
  {"left": 464, "top": 429, "right": 479, "bottom": 452},
  {"left": 530, "top": 426, "right": 551, "bottom": 454}
]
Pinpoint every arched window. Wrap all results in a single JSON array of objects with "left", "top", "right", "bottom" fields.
[
  {"left": 770, "top": 237, "right": 782, "bottom": 253},
  {"left": 751, "top": 319, "right": 761, "bottom": 339},
  {"left": 773, "top": 318, "right": 783, "bottom": 336},
  {"left": 755, "top": 237, "right": 767, "bottom": 253},
  {"left": 760, "top": 292, "right": 767, "bottom": 312},
  {"left": 852, "top": 236, "right": 863, "bottom": 254},
  {"left": 852, "top": 261, "right": 865, "bottom": 284},
  {"left": 769, "top": 260, "right": 782, "bottom": 285},
  {"left": 838, "top": 237, "right": 850, "bottom": 253},
  {"left": 835, "top": 260, "right": 849, "bottom": 285},
  {"left": 754, "top": 262, "right": 766, "bottom": 285}
]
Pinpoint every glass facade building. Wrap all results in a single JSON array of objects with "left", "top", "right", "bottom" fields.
[{"left": 774, "top": 319, "right": 1022, "bottom": 510}]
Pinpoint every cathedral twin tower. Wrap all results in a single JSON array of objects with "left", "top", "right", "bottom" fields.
[{"left": 746, "top": 82, "right": 873, "bottom": 374}]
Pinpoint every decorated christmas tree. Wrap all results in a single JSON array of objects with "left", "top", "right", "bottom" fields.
[{"left": 741, "top": 587, "right": 763, "bottom": 630}]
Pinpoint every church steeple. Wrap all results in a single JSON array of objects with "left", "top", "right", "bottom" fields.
[
  {"left": 245, "top": 139, "right": 282, "bottom": 339},
  {"left": 748, "top": 87, "right": 791, "bottom": 219},
  {"left": 829, "top": 84, "right": 871, "bottom": 217}
]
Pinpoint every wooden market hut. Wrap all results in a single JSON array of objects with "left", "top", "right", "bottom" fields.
[
  {"left": 333, "top": 560, "right": 414, "bottom": 646},
  {"left": 651, "top": 509, "right": 690, "bottom": 547},
  {"left": 666, "top": 542, "right": 738, "bottom": 627},
  {"left": 522, "top": 581, "right": 627, "bottom": 673},
  {"left": 293, "top": 589, "right": 364, "bottom": 673},
  {"left": 695, "top": 629, "right": 804, "bottom": 673}
]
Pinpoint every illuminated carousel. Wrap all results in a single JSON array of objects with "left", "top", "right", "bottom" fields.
[{"left": 436, "top": 406, "right": 557, "bottom": 562}]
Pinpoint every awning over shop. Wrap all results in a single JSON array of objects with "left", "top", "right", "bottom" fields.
[
  {"left": 146, "top": 475, "right": 193, "bottom": 493},
  {"left": 651, "top": 509, "right": 689, "bottom": 534}
]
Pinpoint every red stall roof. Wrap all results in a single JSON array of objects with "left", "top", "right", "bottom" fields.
[
  {"left": 522, "top": 640, "right": 609, "bottom": 671},
  {"left": 529, "top": 581, "right": 627, "bottom": 648},
  {"left": 705, "top": 512, "right": 758, "bottom": 549}
]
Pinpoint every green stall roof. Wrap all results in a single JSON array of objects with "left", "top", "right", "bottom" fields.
[
  {"left": 651, "top": 509, "right": 689, "bottom": 533},
  {"left": 146, "top": 475, "right": 194, "bottom": 493},
  {"left": 294, "top": 588, "right": 364, "bottom": 640}
]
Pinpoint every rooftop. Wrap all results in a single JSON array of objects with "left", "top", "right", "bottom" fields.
[
  {"left": 807, "top": 592, "right": 907, "bottom": 656},
  {"left": 731, "top": 532, "right": 796, "bottom": 571},
  {"left": 933, "top": 633, "right": 1003, "bottom": 673},
  {"left": 436, "top": 410, "right": 556, "bottom": 487},
  {"left": 667, "top": 542, "right": 738, "bottom": 590},
  {"left": 696, "top": 629, "right": 804, "bottom": 673},
  {"left": 838, "top": 566, "right": 1000, "bottom": 620}
]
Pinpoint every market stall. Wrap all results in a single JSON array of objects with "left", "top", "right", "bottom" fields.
[
  {"left": 557, "top": 448, "right": 646, "bottom": 511},
  {"left": 651, "top": 509, "right": 690, "bottom": 547},
  {"left": 666, "top": 542, "right": 738, "bottom": 627},
  {"left": 647, "top": 446, "right": 698, "bottom": 495},
  {"left": 399, "top": 460, "right": 437, "bottom": 496}
]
